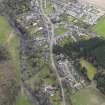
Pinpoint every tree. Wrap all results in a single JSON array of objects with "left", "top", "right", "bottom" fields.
[{"left": 94, "top": 72, "right": 105, "bottom": 94}]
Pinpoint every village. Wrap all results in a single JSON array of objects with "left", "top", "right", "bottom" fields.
[{"left": 1, "top": 0, "right": 105, "bottom": 105}]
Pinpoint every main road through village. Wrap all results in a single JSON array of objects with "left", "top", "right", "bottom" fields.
[{"left": 40, "top": 0, "right": 66, "bottom": 105}]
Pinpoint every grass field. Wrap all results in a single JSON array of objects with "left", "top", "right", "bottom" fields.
[
  {"left": 0, "top": 16, "right": 12, "bottom": 44},
  {"left": 72, "top": 86, "right": 105, "bottom": 105},
  {"left": 92, "top": 16, "right": 105, "bottom": 37},
  {"left": 54, "top": 27, "right": 68, "bottom": 36},
  {"left": 80, "top": 59, "right": 97, "bottom": 80}
]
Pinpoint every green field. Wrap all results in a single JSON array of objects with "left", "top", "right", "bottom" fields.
[
  {"left": 0, "top": 16, "right": 12, "bottom": 44},
  {"left": 72, "top": 86, "right": 105, "bottom": 105},
  {"left": 92, "top": 16, "right": 105, "bottom": 37},
  {"left": 80, "top": 59, "right": 97, "bottom": 80},
  {"left": 54, "top": 27, "right": 68, "bottom": 36}
]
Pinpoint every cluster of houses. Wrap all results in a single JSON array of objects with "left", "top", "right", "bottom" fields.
[
  {"left": 17, "top": 0, "right": 104, "bottom": 96},
  {"left": 45, "top": 1, "right": 100, "bottom": 45},
  {"left": 56, "top": 57, "right": 85, "bottom": 94},
  {"left": 53, "top": 23, "right": 95, "bottom": 45},
  {"left": 43, "top": 85, "right": 56, "bottom": 96},
  {"left": 52, "top": 0, "right": 105, "bottom": 25},
  {"left": 66, "top": 2, "right": 105, "bottom": 25},
  {"left": 49, "top": 0, "right": 104, "bottom": 94}
]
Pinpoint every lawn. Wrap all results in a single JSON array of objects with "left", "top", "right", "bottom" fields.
[
  {"left": 92, "top": 16, "right": 105, "bottom": 37},
  {"left": 0, "top": 16, "right": 11, "bottom": 44},
  {"left": 80, "top": 59, "right": 97, "bottom": 80},
  {"left": 54, "top": 27, "right": 68, "bottom": 36},
  {"left": 72, "top": 86, "right": 105, "bottom": 105}
]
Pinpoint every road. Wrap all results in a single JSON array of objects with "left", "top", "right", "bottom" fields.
[{"left": 40, "top": 0, "right": 66, "bottom": 105}]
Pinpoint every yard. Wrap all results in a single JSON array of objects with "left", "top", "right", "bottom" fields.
[
  {"left": 92, "top": 16, "right": 105, "bottom": 37},
  {"left": 72, "top": 86, "right": 105, "bottom": 105},
  {"left": 80, "top": 58, "right": 97, "bottom": 80}
]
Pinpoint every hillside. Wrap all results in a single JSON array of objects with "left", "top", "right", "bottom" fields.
[{"left": 0, "top": 16, "right": 20, "bottom": 105}]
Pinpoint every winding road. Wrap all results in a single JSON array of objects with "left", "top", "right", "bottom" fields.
[{"left": 40, "top": 0, "right": 66, "bottom": 105}]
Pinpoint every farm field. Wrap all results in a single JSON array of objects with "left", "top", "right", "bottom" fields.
[
  {"left": 80, "top": 58, "right": 97, "bottom": 80},
  {"left": 72, "top": 86, "right": 105, "bottom": 105}
]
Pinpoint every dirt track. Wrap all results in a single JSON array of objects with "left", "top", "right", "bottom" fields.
[{"left": 80, "top": 0, "right": 105, "bottom": 10}]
